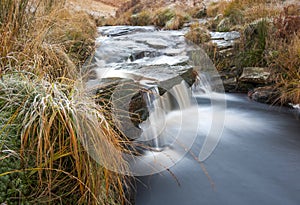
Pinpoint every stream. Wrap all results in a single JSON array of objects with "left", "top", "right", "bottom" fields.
[
  {"left": 88, "top": 26, "right": 300, "bottom": 205},
  {"left": 136, "top": 93, "right": 300, "bottom": 205}
]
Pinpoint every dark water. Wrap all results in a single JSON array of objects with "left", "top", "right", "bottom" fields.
[{"left": 136, "top": 94, "right": 300, "bottom": 205}]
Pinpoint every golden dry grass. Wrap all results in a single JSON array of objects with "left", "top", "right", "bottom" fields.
[
  {"left": 267, "top": 33, "right": 300, "bottom": 104},
  {"left": 68, "top": 0, "right": 118, "bottom": 17},
  {"left": 207, "top": 0, "right": 283, "bottom": 26},
  {"left": 185, "top": 23, "right": 211, "bottom": 45},
  {"left": 0, "top": 0, "right": 132, "bottom": 204}
]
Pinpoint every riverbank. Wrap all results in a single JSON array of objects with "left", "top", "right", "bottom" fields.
[{"left": 0, "top": 1, "right": 130, "bottom": 204}]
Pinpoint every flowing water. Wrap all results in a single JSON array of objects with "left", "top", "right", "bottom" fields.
[
  {"left": 87, "top": 25, "right": 216, "bottom": 176},
  {"left": 88, "top": 26, "right": 300, "bottom": 204},
  {"left": 136, "top": 93, "right": 300, "bottom": 205}
]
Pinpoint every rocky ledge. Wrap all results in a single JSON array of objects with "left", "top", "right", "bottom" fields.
[{"left": 85, "top": 26, "right": 198, "bottom": 138}]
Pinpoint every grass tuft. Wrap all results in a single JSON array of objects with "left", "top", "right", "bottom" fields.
[
  {"left": 185, "top": 23, "right": 210, "bottom": 45},
  {"left": 0, "top": 0, "right": 133, "bottom": 204},
  {"left": 0, "top": 73, "right": 130, "bottom": 204}
]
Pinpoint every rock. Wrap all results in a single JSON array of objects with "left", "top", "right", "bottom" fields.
[
  {"left": 201, "top": 31, "right": 241, "bottom": 91},
  {"left": 98, "top": 26, "right": 156, "bottom": 37},
  {"left": 129, "top": 50, "right": 161, "bottom": 61},
  {"left": 239, "top": 67, "right": 270, "bottom": 84},
  {"left": 210, "top": 31, "right": 241, "bottom": 41},
  {"left": 209, "top": 31, "right": 241, "bottom": 49},
  {"left": 248, "top": 86, "right": 278, "bottom": 104},
  {"left": 144, "top": 38, "right": 169, "bottom": 49},
  {"left": 217, "top": 18, "right": 231, "bottom": 32},
  {"left": 87, "top": 26, "right": 199, "bottom": 138},
  {"left": 222, "top": 77, "right": 237, "bottom": 92},
  {"left": 163, "top": 48, "right": 185, "bottom": 56}
]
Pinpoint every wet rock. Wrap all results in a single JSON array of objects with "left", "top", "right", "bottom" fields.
[
  {"left": 129, "top": 50, "right": 161, "bottom": 61},
  {"left": 200, "top": 31, "right": 241, "bottom": 91},
  {"left": 94, "top": 40, "right": 151, "bottom": 63},
  {"left": 248, "top": 86, "right": 278, "bottom": 104},
  {"left": 93, "top": 26, "right": 194, "bottom": 87},
  {"left": 210, "top": 31, "right": 241, "bottom": 41},
  {"left": 222, "top": 77, "right": 237, "bottom": 92},
  {"left": 143, "top": 38, "right": 169, "bottom": 49},
  {"left": 98, "top": 26, "right": 156, "bottom": 36},
  {"left": 163, "top": 48, "right": 185, "bottom": 56},
  {"left": 239, "top": 67, "right": 270, "bottom": 84},
  {"left": 87, "top": 26, "right": 199, "bottom": 137}
]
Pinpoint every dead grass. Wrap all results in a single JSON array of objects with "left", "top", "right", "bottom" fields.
[
  {"left": 0, "top": 0, "right": 97, "bottom": 81},
  {"left": 207, "top": 0, "right": 283, "bottom": 30},
  {"left": 0, "top": 74, "right": 130, "bottom": 204},
  {"left": 0, "top": 0, "right": 132, "bottom": 204},
  {"left": 68, "top": 0, "right": 117, "bottom": 18},
  {"left": 105, "top": 5, "right": 190, "bottom": 29},
  {"left": 273, "top": 35, "right": 300, "bottom": 104},
  {"left": 267, "top": 33, "right": 300, "bottom": 105},
  {"left": 263, "top": 4, "right": 300, "bottom": 104},
  {"left": 185, "top": 23, "right": 211, "bottom": 45}
]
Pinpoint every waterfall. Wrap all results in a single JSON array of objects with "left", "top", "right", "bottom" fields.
[
  {"left": 85, "top": 25, "right": 226, "bottom": 175},
  {"left": 138, "top": 80, "right": 194, "bottom": 151},
  {"left": 139, "top": 86, "right": 166, "bottom": 151},
  {"left": 192, "top": 72, "right": 212, "bottom": 94}
]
